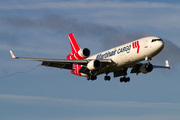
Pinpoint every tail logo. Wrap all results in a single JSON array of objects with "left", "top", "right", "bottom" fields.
[{"left": 132, "top": 41, "right": 140, "bottom": 53}]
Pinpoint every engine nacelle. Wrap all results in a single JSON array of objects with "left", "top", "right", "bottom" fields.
[
  {"left": 78, "top": 48, "right": 90, "bottom": 58},
  {"left": 67, "top": 48, "right": 90, "bottom": 60},
  {"left": 87, "top": 60, "right": 101, "bottom": 70},
  {"left": 140, "top": 63, "right": 153, "bottom": 74}
]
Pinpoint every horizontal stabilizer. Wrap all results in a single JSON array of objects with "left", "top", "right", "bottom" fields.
[{"left": 153, "top": 60, "right": 170, "bottom": 69}]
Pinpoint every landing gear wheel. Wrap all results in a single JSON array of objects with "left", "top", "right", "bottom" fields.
[
  {"left": 120, "top": 77, "right": 130, "bottom": 83},
  {"left": 127, "top": 77, "right": 130, "bottom": 82},
  {"left": 107, "top": 76, "right": 111, "bottom": 81},
  {"left": 120, "top": 78, "right": 123, "bottom": 82},
  {"left": 104, "top": 76, "right": 111, "bottom": 81},
  {"left": 90, "top": 75, "right": 97, "bottom": 81},
  {"left": 104, "top": 76, "right": 107, "bottom": 80}
]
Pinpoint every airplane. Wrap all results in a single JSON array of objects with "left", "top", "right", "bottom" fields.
[{"left": 10, "top": 33, "right": 170, "bottom": 83}]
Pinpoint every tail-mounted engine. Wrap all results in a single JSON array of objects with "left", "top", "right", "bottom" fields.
[
  {"left": 67, "top": 48, "right": 90, "bottom": 60},
  {"left": 140, "top": 63, "right": 153, "bottom": 74},
  {"left": 87, "top": 60, "right": 101, "bottom": 70}
]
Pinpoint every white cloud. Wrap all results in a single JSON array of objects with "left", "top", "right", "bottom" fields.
[
  {"left": 0, "top": 94, "right": 180, "bottom": 109},
  {"left": 62, "top": 115, "right": 180, "bottom": 120},
  {"left": 1, "top": 1, "right": 179, "bottom": 30},
  {"left": 1, "top": 94, "right": 180, "bottom": 120},
  {"left": 0, "top": 44, "right": 68, "bottom": 57},
  {"left": 0, "top": 1, "right": 180, "bottom": 10}
]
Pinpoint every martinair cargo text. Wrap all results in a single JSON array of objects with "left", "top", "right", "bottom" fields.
[{"left": 10, "top": 33, "right": 170, "bottom": 83}]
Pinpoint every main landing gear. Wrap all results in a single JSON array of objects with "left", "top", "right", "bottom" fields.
[
  {"left": 104, "top": 75, "right": 111, "bottom": 81},
  {"left": 120, "top": 76, "right": 130, "bottom": 83},
  {"left": 87, "top": 75, "right": 97, "bottom": 81},
  {"left": 87, "top": 75, "right": 111, "bottom": 81},
  {"left": 104, "top": 72, "right": 111, "bottom": 81},
  {"left": 87, "top": 72, "right": 130, "bottom": 83}
]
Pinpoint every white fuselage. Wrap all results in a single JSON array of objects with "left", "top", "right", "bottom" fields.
[{"left": 86, "top": 36, "right": 164, "bottom": 75}]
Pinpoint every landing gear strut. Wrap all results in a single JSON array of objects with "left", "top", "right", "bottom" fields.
[
  {"left": 145, "top": 57, "right": 152, "bottom": 65},
  {"left": 87, "top": 75, "right": 97, "bottom": 81},
  {"left": 120, "top": 76, "right": 130, "bottom": 83}
]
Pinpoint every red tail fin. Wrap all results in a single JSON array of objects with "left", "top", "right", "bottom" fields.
[
  {"left": 68, "top": 33, "right": 80, "bottom": 53},
  {"left": 67, "top": 33, "right": 90, "bottom": 60}
]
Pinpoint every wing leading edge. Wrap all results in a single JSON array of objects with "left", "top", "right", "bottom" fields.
[{"left": 10, "top": 50, "right": 112, "bottom": 69}]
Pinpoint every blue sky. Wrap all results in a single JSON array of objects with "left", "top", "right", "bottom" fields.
[{"left": 0, "top": 0, "right": 180, "bottom": 120}]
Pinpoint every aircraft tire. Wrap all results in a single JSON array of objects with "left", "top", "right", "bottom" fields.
[
  {"left": 127, "top": 77, "right": 130, "bottom": 82},
  {"left": 104, "top": 76, "right": 107, "bottom": 81},
  {"left": 91, "top": 75, "right": 97, "bottom": 81},
  {"left": 107, "top": 76, "right": 111, "bottom": 81},
  {"left": 120, "top": 78, "right": 123, "bottom": 82},
  {"left": 104, "top": 76, "right": 111, "bottom": 81},
  {"left": 120, "top": 77, "right": 130, "bottom": 83}
]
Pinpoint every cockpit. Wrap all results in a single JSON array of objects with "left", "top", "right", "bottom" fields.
[{"left": 151, "top": 39, "right": 162, "bottom": 42}]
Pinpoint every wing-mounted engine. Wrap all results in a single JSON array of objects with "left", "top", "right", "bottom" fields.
[
  {"left": 87, "top": 60, "right": 101, "bottom": 70},
  {"left": 67, "top": 48, "right": 90, "bottom": 60},
  {"left": 140, "top": 63, "right": 153, "bottom": 74},
  {"left": 131, "top": 63, "right": 153, "bottom": 74}
]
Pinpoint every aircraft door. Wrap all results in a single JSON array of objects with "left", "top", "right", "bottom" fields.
[
  {"left": 144, "top": 40, "right": 148, "bottom": 49},
  {"left": 143, "top": 39, "right": 153, "bottom": 57},
  {"left": 142, "top": 40, "right": 149, "bottom": 56}
]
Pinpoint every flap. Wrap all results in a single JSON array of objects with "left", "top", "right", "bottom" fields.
[{"left": 41, "top": 61, "right": 72, "bottom": 70}]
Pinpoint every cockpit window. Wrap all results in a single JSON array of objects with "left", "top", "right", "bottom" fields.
[{"left": 152, "top": 39, "right": 162, "bottom": 42}]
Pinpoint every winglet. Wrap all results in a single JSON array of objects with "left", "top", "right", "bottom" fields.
[
  {"left": 10, "top": 50, "right": 16, "bottom": 60},
  {"left": 166, "top": 60, "right": 170, "bottom": 69}
]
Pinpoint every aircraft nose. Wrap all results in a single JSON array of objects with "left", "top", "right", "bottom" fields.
[
  {"left": 159, "top": 39, "right": 164, "bottom": 49},
  {"left": 150, "top": 38, "right": 164, "bottom": 57},
  {"left": 155, "top": 39, "right": 164, "bottom": 52}
]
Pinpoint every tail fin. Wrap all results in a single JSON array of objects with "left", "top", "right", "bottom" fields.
[
  {"left": 68, "top": 33, "right": 80, "bottom": 53},
  {"left": 67, "top": 33, "right": 90, "bottom": 60}
]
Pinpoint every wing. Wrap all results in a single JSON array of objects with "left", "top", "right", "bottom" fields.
[
  {"left": 10, "top": 50, "right": 112, "bottom": 70},
  {"left": 131, "top": 60, "right": 170, "bottom": 74}
]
